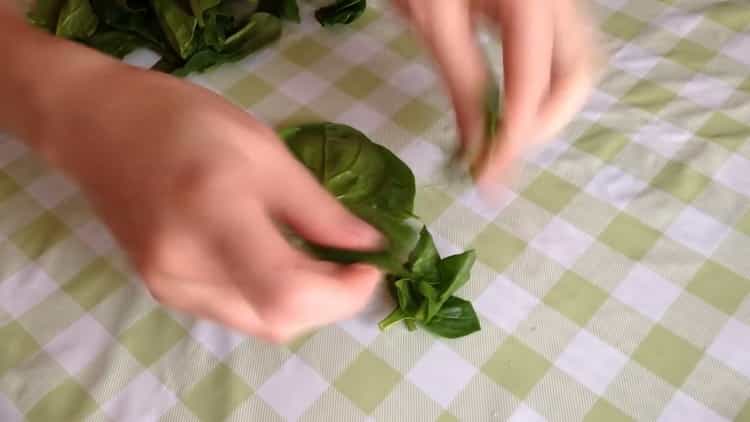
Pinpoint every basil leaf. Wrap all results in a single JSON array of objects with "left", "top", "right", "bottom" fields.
[
  {"left": 378, "top": 308, "right": 407, "bottom": 331},
  {"left": 189, "top": 0, "right": 221, "bottom": 25},
  {"left": 407, "top": 227, "right": 439, "bottom": 281},
  {"left": 436, "top": 250, "right": 476, "bottom": 303},
  {"left": 152, "top": 0, "right": 199, "bottom": 59},
  {"left": 56, "top": 0, "right": 99, "bottom": 40},
  {"left": 421, "top": 296, "right": 480, "bottom": 339},
  {"left": 28, "top": 0, "right": 67, "bottom": 30},
  {"left": 91, "top": 0, "right": 164, "bottom": 47},
  {"left": 315, "top": 0, "right": 366, "bottom": 27},
  {"left": 87, "top": 30, "right": 148, "bottom": 57}
]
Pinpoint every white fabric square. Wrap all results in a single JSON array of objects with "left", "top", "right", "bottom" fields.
[
  {"left": 585, "top": 165, "right": 648, "bottom": 209},
  {"left": 632, "top": 120, "right": 691, "bottom": 158},
  {"left": 103, "top": 371, "right": 177, "bottom": 422},
  {"left": 406, "top": 343, "right": 477, "bottom": 407},
  {"left": 679, "top": 74, "right": 735, "bottom": 109},
  {"left": 658, "top": 391, "right": 728, "bottom": 422},
  {"left": 579, "top": 91, "right": 618, "bottom": 121},
  {"left": 474, "top": 276, "right": 539, "bottom": 333},
  {"left": 189, "top": 320, "right": 246, "bottom": 359},
  {"left": 0, "top": 140, "right": 27, "bottom": 167},
  {"left": 390, "top": 63, "right": 436, "bottom": 95},
  {"left": 122, "top": 48, "right": 162, "bottom": 69},
  {"left": 526, "top": 140, "right": 570, "bottom": 168},
  {"left": 337, "top": 104, "right": 387, "bottom": 134},
  {"left": 530, "top": 217, "right": 594, "bottom": 268},
  {"left": 45, "top": 315, "right": 113, "bottom": 375},
  {"left": 75, "top": 221, "right": 117, "bottom": 254},
  {"left": 723, "top": 33, "right": 750, "bottom": 67},
  {"left": 0, "top": 394, "right": 21, "bottom": 422},
  {"left": 338, "top": 285, "right": 392, "bottom": 345},
  {"left": 25, "top": 174, "right": 77, "bottom": 209},
  {"left": 656, "top": 9, "right": 703, "bottom": 36},
  {"left": 666, "top": 207, "right": 730, "bottom": 255},
  {"left": 612, "top": 44, "right": 661, "bottom": 77},
  {"left": 399, "top": 139, "right": 445, "bottom": 180},
  {"left": 555, "top": 330, "right": 628, "bottom": 395},
  {"left": 707, "top": 319, "right": 750, "bottom": 379},
  {"left": 457, "top": 186, "right": 516, "bottom": 221},
  {"left": 257, "top": 356, "right": 329, "bottom": 421},
  {"left": 716, "top": 155, "right": 750, "bottom": 198},
  {"left": 335, "top": 33, "right": 382, "bottom": 65},
  {"left": 432, "top": 232, "right": 462, "bottom": 257},
  {"left": 508, "top": 404, "right": 546, "bottom": 422},
  {"left": 278, "top": 72, "right": 329, "bottom": 104},
  {"left": 612, "top": 265, "right": 681, "bottom": 321},
  {"left": 0, "top": 266, "right": 58, "bottom": 317}
]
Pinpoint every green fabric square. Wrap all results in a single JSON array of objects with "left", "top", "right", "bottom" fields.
[
  {"left": 10, "top": 212, "right": 70, "bottom": 259},
  {"left": 0, "top": 321, "right": 39, "bottom": 377},
  {"left": 335, "top": 66, "right": 384, "bottom": 99},
  {"left": 62, "top": 258, "right": 127, "bottom": 310},
  {"left": 737, "top": 210, "right": 750, "bottom": 237},
  {"left": 737, "top": 399, "right": 750, "bottom": 422},
  {"left": 574, "top": 124, "right": 630, "bottom": 161},
  {"left": 436, "top": 412, "right": 459, "bottom": 422},
  {"left": 697, "top": 112, "right": 750, "bottom": 151},
  {"left": 283, "top": 38, "right": 330, "bottom": 67},
  {"left": 687, "top": 261, "right": 750, "bottom": 314},
  {"left": 666, "top": 39, "right": 716, "bottom": 70},
  {"left": 603, "top": 12, "right": 647, "bottom": 40},
  {"left": 388, "top": 32, "right": 421, "bottom": 58},
  {"left": 740, "top": 77, "right": 750, "bottom": 94},
  {"left": 522, "top": 171, "right": 579, "bottom": 213},
  {"left": 584, "top": 399, "right": 633, "bottom": 422},
  {"left": 707, "top": 2, "right": 750, "bottom": 31},
  {"left": 393, "top": 99, "right": 441, "bottom": 134},
  {"left": 482, "top": 337, "right": 551, "bottom": 399},
  {"left": 335, "top": 350, "right": 401, "bottom": 413},
  {"left": 224, "top": 74, "right": 273, "bottom": 108},
  {"left": 119, "top": 309, "right": 187, "bottom": 366},
  {"left": 0, "top": 170, "right": 20, "bottom": 203},
  {"left": 414, "top": 187, "right": 453, "bottom": 224},
  {"left": 633, "top": 325, "right": 702, "bottom": 386},
  {"left": 286, "top": 330, "right": 316, "bottom": 352},
  {"left": 543, "top": 272, "right": 607, "bottom": 326},
  {"left": 26, "top": 379, "right": 98, "bottom": 422},
  {"left": 599, "top": 213, "right": 661, "bottom": 260},
  {"left": 651, "top": 161, "right": 710, "bottom": 202},
  {"left": 183, "top": 364, "right": 253, "bottom": 422},
  {"left": 2, "top": 155, "right": 47, "bottom": 185},
  {"left": 470, "top": 224, "right": 526, "bottom": 272},
  {"left": 621, "top": 80, "right": 677, "bottom": 113}
]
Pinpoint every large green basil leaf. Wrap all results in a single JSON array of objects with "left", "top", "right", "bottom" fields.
[
  {"left": 407, "top": 227, "right": 439, "bottom": 281},
  {"left": 315, "top": 0, "right": 365, "bottom": 27},
  {"left": 421, "top": 296, "right": 481, "bottom": 338},
  {"left": 151, "top": 0, "right": 198, "bottom": 59},
  {"left": 56, "top": 0, "right": 99, "bottom": 39}
]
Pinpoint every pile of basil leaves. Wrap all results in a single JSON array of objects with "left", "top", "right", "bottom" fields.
[
  {"left": 27, "top": 0, "right": 367, "bottom": 76},
  {"left": 30, "top": 0, "right": 482, "bottom": 339}
]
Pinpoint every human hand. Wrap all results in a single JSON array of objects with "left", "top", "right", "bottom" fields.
[
  {"left": 29, "top": 50, "right": 384, "bottom": 343},
  {"left": 395, "top": 0, "right": 601, "bottom": 190}
]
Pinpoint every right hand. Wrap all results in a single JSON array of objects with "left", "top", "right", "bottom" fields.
[{"left": 29, "top": 46, "right": 384, "bottom": 343}]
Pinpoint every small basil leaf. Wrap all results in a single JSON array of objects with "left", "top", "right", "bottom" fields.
[
  {"left": 436, "top": 250, "right": 476, "bottom": 303},
  {"left": 421, "top": 296, "right": 480, "bottom": 339},
  {"left": 407, "top": 227, "right": 439, "bottom": 281},
  {"left": 394, "top": 278, "right": 418, "bottom": 314},
  {"left": 56, "top": 0, "right": 99, "bottom": 39},
  {"left": 28, "top": 0, "right": 67, "bottom": 30},
  {"left": 315, "top": 0, "right": 366, "bottom": 27},
  {"left": 378, "top": 308, "right": 407, "bottom": 331}
]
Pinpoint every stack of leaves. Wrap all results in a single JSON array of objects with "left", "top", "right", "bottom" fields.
[
  {"left": 27, "top": 0, "right": 367, "bottom": 76},
  {"left": 281, "top": 123, "right": 481, "bottom": 339}
]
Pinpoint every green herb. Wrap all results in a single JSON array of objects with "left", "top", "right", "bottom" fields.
[
  {"left": 86, "top": 30, "right": 145, "bottom": 57},
  {"left": 56, "top": 0, "right": 99, "bottom": 39},
  {"left": 314, "top": 0, "right": 366, "bottom": 27},
  {"left": 282, "top": 124, "right": 481, "bottom": 339}
]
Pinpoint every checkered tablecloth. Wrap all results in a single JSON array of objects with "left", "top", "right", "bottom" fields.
[{"left": 2, "top": 1, "right": 750, "bottom": 421}]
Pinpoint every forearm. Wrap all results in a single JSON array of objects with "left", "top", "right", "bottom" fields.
[{"left": 0, "top": 11, "right": 117, "bottom": 156}]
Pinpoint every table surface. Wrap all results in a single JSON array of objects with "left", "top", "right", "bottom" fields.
[{"left": 2, "top": 1, "right": 750, "bottom": 421}]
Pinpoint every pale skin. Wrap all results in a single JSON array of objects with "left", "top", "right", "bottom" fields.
[{"left": 0, "top": 1, "right": 596, "bottom": 343}]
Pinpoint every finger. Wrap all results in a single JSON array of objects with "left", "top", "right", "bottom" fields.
[
  {"left": 266, "top": 154, "right": 383, "bottom": 251},
  {"left": 535, "top": 1, "right": 600, "bottom": 142},
  {"left": 419, "top": 2, "right": 487, "bottom": 160},
  {"left": 476, "top": 0, "right": 554, "bottom": 185}
]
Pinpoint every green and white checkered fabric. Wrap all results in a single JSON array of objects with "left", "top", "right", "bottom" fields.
[{"left": 2, "top": 0, "right": 750, "bottom": 420}]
